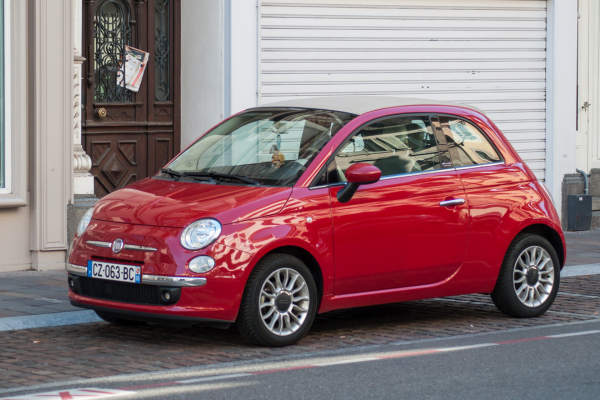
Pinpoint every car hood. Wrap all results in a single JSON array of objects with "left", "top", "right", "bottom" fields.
[{"left": 92, "top": 178, "right": 293, "bottom": 228}]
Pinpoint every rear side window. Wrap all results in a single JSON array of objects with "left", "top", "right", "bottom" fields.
[
  {"left": 334, "top": 116, "right": 441, "bottom": 181},
  {"left": 439, "top": 117, "right": 501, "bottom": 167}
]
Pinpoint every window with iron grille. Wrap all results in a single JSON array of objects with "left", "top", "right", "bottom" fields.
[{"left": 94, "top": 0, "right": 132, "bottom": 103}]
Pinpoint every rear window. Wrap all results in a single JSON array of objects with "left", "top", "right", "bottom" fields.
[{"left": 439, "top": 117, "right": 501, "bottom": 167}]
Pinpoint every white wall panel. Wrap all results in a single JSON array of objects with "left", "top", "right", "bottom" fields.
[
  {"left": 181, "top": 0, "right": 224, "bottom": 148},
  {"left": 230, "top": 0, "right": 259, "bottom": 115},
  {"left": 259, "top": 0, "right": 548, "bottom": 179}
]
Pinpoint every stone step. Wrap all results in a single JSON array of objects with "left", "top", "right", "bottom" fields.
[
  {"left": 592, "top": 211, "right": 600, "bottom": 230},
  {"left": 594, "top": 197, "right": 600, "bottom": 212}
]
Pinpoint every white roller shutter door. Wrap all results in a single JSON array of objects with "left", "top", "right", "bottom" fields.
[{"left": 259, "top": 0, "right": 547, "bottom": 180}]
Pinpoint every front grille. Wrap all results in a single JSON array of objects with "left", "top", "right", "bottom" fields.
[{"left": 78, "top": 276, "right": 161, "bottom": 305}]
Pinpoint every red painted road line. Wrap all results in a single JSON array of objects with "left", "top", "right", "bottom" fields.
[{"left": 1, "top": 389, "right": 136, "bottom": 400}]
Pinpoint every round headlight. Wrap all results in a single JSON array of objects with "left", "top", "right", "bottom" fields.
[
  {"left": 189, "top": 256, "right": 216, "bottom": 273},
  {"left": 76, "top": 207, "right": 94, "bottom": 237},
  {"left": 180, "top": 219, "right": 222, "bottom": 250}
]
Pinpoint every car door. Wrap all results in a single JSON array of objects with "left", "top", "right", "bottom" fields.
[{"left": 328, "top": 115, "right": 469, "bottom": 295}]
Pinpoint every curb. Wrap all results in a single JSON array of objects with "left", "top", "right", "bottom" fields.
[
  {"left": 0, "top": 310, "right": 101, "bottom": 332},
  {"left": 561, "top": 263, "right": 600, "bottom": 277}
]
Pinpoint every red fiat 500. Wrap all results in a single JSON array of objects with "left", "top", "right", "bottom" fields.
[{"left": 68, "top": 96, "right": 565, "bottom": 346}]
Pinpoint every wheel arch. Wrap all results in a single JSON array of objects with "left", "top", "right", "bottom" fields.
[
  {"left": 260, "top": 245, "right": 324, "bottom": 305},
  {"left": 515, "top": 223, "right": 566, "bottom": 268}
]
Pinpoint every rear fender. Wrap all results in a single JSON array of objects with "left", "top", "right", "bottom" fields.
[{"left": 459, "top": 180, "right": 565, "bottom": 293}]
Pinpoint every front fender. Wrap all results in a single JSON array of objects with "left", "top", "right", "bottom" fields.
[{"left": 216, "top": 187, "right": 334, "bottom": 295}]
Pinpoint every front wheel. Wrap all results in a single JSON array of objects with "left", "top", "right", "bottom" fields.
[
  {"left": 236, "top": 254, "right": 318, "bottom": 346},
  {"left": 491, "top": 234, "right": 560, "bottom": 318}
]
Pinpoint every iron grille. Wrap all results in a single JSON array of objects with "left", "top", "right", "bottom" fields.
[
  {"left": 94, "top": 0, "right": 132, "bottom": 102},
  {"left": 155, "top": 0, "right": 170, "bottom": 101},
  {"left": 79, "top": 276, "right": 161, "bottom": 305}
]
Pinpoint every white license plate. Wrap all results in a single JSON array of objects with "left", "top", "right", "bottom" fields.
[{"left": 87, "top": 260, "right": 141, "bottom": 284}]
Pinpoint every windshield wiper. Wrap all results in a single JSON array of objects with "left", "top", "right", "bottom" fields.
[
  {"left": 180, "top": 171, "right": 260, "bottom": 185},
  {"left": 159, "top": 168, "right": 183, "bottom": 178},
  {"left": 159, "top": 168, "right": 216, "bottom": 183}
]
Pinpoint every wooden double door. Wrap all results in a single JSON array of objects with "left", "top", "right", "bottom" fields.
[{"left": 82, "top": 0, "right": 181, "bottom": 197}]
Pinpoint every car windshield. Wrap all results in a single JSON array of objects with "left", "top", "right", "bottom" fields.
[{"left": 162, "top": 108, "right": 356, "bottom": 186}]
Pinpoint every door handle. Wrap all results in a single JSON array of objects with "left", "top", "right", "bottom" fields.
[{"left": 439, "top": 198, "right": 465, "bottom": 207}]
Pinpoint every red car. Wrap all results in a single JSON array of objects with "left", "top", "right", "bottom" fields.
[{"left": 68, "top": 96, "right": 565, "bottom": 346}]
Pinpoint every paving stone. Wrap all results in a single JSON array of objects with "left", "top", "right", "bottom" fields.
[
  {"left": 0, "top": 303, "right": 60, "bottom": 315},
  {"left": 37, "top": 303, "right": 79, "bottom": 312},
  {"left": 0, "top": 292, "right": 39, "bottom": 300},
  {"left": 8, "top": 299, "right": 62, "bottom": 307},
  {"left": 0, "top": 310, "right": 28, "bottom": 318}
]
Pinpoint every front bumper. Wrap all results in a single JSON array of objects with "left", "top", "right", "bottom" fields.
[
  {"left": 68, "top": 220, "right": 254, "bottom": 322},
  {"left": 67, "top": 273, "right": 237, "bottom": 323},
  {"left": 67, "top": 263, "right": 207, "bottom": 287}
]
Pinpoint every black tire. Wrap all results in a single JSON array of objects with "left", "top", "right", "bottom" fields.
[
  {"left": 491, "top": 234, "right": 560, "bottom": 318},
  {"left": 94, "top": 310, "right": 145, "bottom": 326},
  {"left": 236, "top": 253, "right": 318, "bottom": 347}
]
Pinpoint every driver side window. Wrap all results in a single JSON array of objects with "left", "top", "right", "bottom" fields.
[{"left": 333, "top": 116, "right": 441, "bottom": 182}]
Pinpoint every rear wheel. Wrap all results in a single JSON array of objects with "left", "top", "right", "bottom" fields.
[
  {"left": 491, "top": 234, "right": 560, "bottom": 317},
  {"left": 236, "top": 253, "right": 318, "bottom": 347}
]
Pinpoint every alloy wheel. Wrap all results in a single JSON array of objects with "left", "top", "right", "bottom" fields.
[
  {"left": 513, "top": 245, "right": 555, "bottom": 308},
  {"left": 259, "top": 268, "right": 310, "bottom": 336}
]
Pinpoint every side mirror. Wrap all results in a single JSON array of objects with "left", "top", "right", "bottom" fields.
[{"left": 336, "top": 163, "right": 381, "bottom": 203}]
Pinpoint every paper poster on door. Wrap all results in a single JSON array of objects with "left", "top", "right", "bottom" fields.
[{"left": 116, "top": 45, "right": 149, "bottom": 92}]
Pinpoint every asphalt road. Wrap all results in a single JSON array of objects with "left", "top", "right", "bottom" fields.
[{"left": 3, "top": 319, "right": 599, "bottom": 400}]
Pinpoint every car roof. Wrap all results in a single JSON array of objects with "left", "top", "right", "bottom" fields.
[{"left": 256, "top": 96, "right": 484, "bottom": 116}]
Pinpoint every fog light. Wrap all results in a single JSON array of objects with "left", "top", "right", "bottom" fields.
[
  {"left": 163, "top": 291, "right": 171, "bottom": 301},
  {"left": 188, "top": 255, "right": 216, "bottom": 273},
  {"left": 69, "top": 279, "right": 74, "bottom": 288}
]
